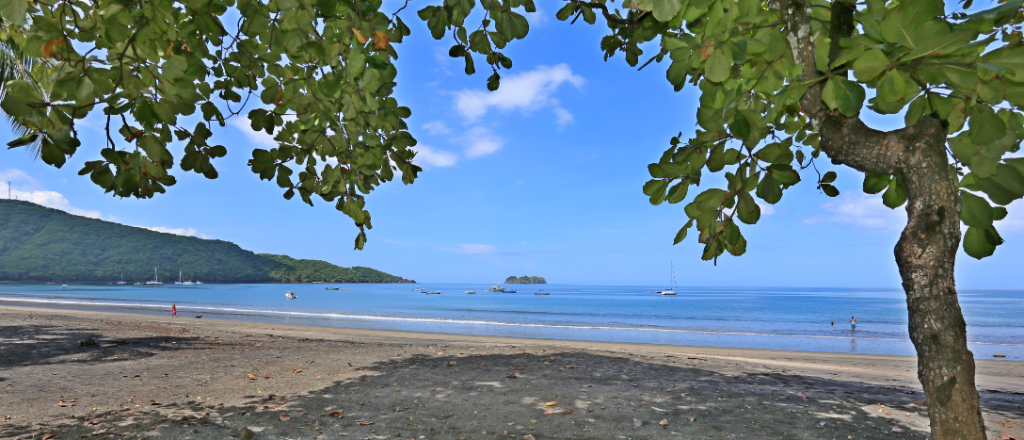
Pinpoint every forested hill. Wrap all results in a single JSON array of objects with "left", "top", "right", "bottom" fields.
[
  {"left": 0, "top": 200, "right": 413, "bottom": 283},
  {"left": 505, "top": 276, "right": 547, "bottom": 284}
]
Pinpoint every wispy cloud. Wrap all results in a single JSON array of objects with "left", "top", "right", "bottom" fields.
[
  {"left": 553, "top": 107, "right": 574, "bottom": 129},
  {"left": 1, "top": 170, "right": 111, "bottom": 220},
  {"left": 444, "top": 243, "right": 497, "bottom": 254},
  {"left": 421, "top": 121, "right": 451, "bottom": 135},
  {"left": 412, "top": 144, "right": 458, "bottom": 168},
  {"left": 806, "top": 193, "right": 905, "bottom": 230},
  {"left": 462, "top": 127, "right": 505, "bottom": 158},
  {"left": 453, "top": 64, "right": 584, "bottom": 123},
  {"left": 145, "top": 226, "right": 209, "bottom": 238}
]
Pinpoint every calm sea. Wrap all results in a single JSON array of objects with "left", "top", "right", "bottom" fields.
[{"left": 1, "top": 283, "right": 1021, "bottom": 360}]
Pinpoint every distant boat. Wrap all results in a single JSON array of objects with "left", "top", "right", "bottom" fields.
[
  {"left": 534, "top": 291, "right": 549, "bottom": 295},
  {"left": 134, "top": 282, "right": 142, "bottom": 286},
  {"left": 412, "top": 286, "right": 424, "bottom": 291},
  {"left": 195, "top": 279, "right": 203, "bottom": 285},
  {"left": 285, "top": 291, "right": 297, "bottom": 299},
  {"left": 505, "top": 289, "right": 517, "bottom": 293},
  {"left": 424, "top": 291, "right": 441, "bottom": 294},
  {"left": 117, "top": 273, "right": 127, "bottom": 285},
  {"left": 656, "top": 263, "right": 677, "bottom": 295},
  {"left": 465, "top": 290, "right": 476, "bottom": 294},
  {"left": 59, "top": 284, "right": 68, "bottom": 289},
  {"left": 45, "top": 282, "right": 54, "bottom": 285},
  {"left": 488, "top": 284, "right": 504, "bottom": 292},
  {"left": 145, "top": 267, "right": 163, "bottom": 285},
  {"left": 326, "top": 287, "right": 340, "bottom": 290}
]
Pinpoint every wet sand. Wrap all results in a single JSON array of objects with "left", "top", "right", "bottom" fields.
[{"left": 1, "top": 305, "right": 1021, "bottom": 440}]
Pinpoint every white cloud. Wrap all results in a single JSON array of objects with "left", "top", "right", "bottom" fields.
[
  {"left": 1, "top": 171, "right": 109, "bottom": 220},
  {"left": 808, "top": 192, "right": 906, "bottom": 230},
  {"left": 462, "top": 127, "right": 505, "bottom": 158},
  {"left": 421, "top": 121, "right": 451, "bottom": 135},
  {"left": 553, "top": 107, "right": 574, "bottom": 129},
  {"left": 229, "top": 113, "right": 297, "bottom": 148},
  {"left": 412, "top": 144, "right": 458, "bottom": 168},
  {"left": 145, "top": 226, "right": 208, "bottom": 238},
  {"left": 453, "top": 64, "right": 584, "bottom": 122},
  {"left": 759, "top": 202, "right": 776, "bottom": 216},
  {"left": 447, "top": 243, "right": 496, "bottom": 254}
]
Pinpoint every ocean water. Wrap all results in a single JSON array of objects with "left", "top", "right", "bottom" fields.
[{"left": 1, "top": 283, "right": 1021, "bottom": 360}]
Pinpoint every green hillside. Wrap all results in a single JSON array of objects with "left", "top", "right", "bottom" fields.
[
  {"left": 0, "top": 200, "right": 413, "bottom": 283},
  {"left": 505, "top": 275, "right": 547, "bottom": 284}
]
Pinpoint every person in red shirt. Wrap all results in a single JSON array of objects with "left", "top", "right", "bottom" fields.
[{"left": 171, "top": 303, "right": 177, "bottom": 318}]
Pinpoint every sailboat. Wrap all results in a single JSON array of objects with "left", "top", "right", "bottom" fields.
[
  {"left": 145, "top": 267, "right": 163, "bottom": 285},
  {"left": 175, "top": 271, "right": 184, "bottom": 285},
  {"left": 117, "top": 274, "right": 127, "bottom": 285},
  {"left": 656, "top": 263, "right": 677, "bottom": 295}
]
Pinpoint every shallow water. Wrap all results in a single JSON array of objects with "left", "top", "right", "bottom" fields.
[{"left": 1, "top": 283, "right": 1021, "bottom": 359}]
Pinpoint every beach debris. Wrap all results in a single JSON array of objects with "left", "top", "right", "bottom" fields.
[
  {"left": 42, "top": 434, "right": 57, "bottom": 440},
  {"left": 395, "top": 407, "right": 408, "bottom": 412},
  {"left": 901, "top": 390, "right": 915, "bottom": 394},
  {"left": 348, "top": 363, "right": 354, "bottom": 367},
  {"left": 88, "top": 419, "right": 101, "bottom": 425},
  {"left": 279, "top": 414, "right": 292, "bottom": 421},
  {"left": 150, "top": 400, "right": 162, "bottom": 405},
  {"left": 1004, "top": 423, "right": 1015, "bottom": 428},
  {"left": 543, "top": 401, "right": 558, "bottom": 408},
  {"left": 659, "top": 419, "right": 669, "bottom": 426},
  {"left": 543, "top": 407, "right": 572, "bottom": 415},
  {"left": 891, "top": 426, "right": 904, "bottom": 433},
  {"left": 292, "top": 369, "right": 303, "bottom": 374},
  {"left": 328, "top": 411, "right": 344, "bottom": 418},
  {"left": 993, "top": 354, "right": 1006, "bottom": 358},
  {"left": 239, "top": 427, "right": 255, "bottom": 440},
  {"left": 687, "top": 357, "right": 707, "bottom": 361},
  {"left": 507, "top": 373, "right": 519, "bottom": 379},
  {"left": 161, "top": 372, "right": 168, "bottom": 377},
  {"left": 57, "top": 399, "right": 76, "bottom": 407},
  {"left": 356, "top": 402, "right": 364, "bottom": 405},
  {"left": 80, "top": 338, "right": 97, "bottom": 347},
  {"left": 246, "top": 373, "right": 258, "bottom": 381},
  {"left": 688, "top": 415, "right": 696, "bottom": 422},
  {"left": 356, "top": 420, "right": 373, "bottom": 425},
  {"left": 633, "top": 418, "right": 643, "bottom": 428},
  {"left": 263, "top": 376, "right": 273, "bottom": 380},
  {"left": 651, "top": 407, "right": 666, "bottom": 412},
  {"left": 523, "top": 435, "right": 536, "bottom": 440},
  {"left": 999, "top": 435, "right": 1017, "bottom": 440},
  {"left": 912, "top": 401, "right": 927, "bottom": 406},
  {"left": 631, "top": 383, "right": 638, "bottom": 387},
  {"left": 447, "top": 362, "right": 456, "bottom": 367}
]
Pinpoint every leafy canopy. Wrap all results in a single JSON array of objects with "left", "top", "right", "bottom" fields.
[
  {"left": 3, "top": 0, "right": 1024, "bottom": 260},
  {"left": 2, "top": 0, "right": 423, "bottom": 249}
]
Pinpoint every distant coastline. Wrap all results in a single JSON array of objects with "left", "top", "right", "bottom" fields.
[{"left": 504, "top": 275, "right": 547, "bottom": 284}]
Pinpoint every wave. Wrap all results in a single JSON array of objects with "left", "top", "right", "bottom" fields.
[{"left": 3, "top": 296, "right": 1020, "bottom": 347}]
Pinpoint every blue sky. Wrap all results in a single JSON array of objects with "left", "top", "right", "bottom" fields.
[{"left": 2, "top": 2, "right": 1023, "bottom": 288}]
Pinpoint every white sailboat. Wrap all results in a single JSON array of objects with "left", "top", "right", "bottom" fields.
[
  {"left": 145, "top": 267, "right": 163, "bottom": 285},
  {"left": 656, "top": 263, "right": 677, "bottom": 295},
  {"left": 175, "top": 271, "right": 184, "bottom": 285}
]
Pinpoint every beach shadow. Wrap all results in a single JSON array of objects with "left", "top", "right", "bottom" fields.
[
  {"left": 3, "top": 342, "right": 1021, "bottom": 440},
  {"left": 0, "top": 321, "right": 233, "bottom": 368}
]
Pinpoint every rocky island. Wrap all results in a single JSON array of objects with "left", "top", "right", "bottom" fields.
[{"left": 505, "top": 275, "right": 547, "bottom": 284}]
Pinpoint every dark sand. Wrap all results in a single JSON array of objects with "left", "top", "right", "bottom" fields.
[{"left": 1, "top": 306, "right": 1021, "bottom": 440}]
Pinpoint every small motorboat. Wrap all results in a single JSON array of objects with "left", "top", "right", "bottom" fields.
[
  {"left": 285, "top": 291, "right": 297, "bottom": 299},
  {"left": 534, "top": 291, "right": 549, "bottom": 295},
  {"left": 412, "top": 286, "right": 424, "bottom": 291},
  {"left": 505, "top": 289, "right": 517, "bottom": 293},
  {"left": 325, "top": 287, "right": 340, "bottom": 290},
  {"left": 465, "top": 290, "right": 476, "bottom": 294},
  {"left": 424, "top": 291, "right": 441, "bottom": 294}
]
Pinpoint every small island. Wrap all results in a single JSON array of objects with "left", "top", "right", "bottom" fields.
[{"left": 505, "top": 275, "right": 547, "bottom": 284}]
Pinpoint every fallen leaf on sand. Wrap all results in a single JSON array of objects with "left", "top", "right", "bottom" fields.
[
  {"left": 316, "top": 376, "right": 322, "bottom": 380},
  {"left": 299, "top": 410, "right": 309, "bottom": 415},
  {"left": 507, "top": 373, "right": 518, "bottom": 379},
  {"left": 999, "top": 435, "right": 1017, "bottom": 440},
  {"left": 246, "top": 374, "right": 258, "bottom": 381},
  {"left": 279, "top": 414, "right": 292, "bottom": 421},
  {"left": 292, "top": 369, "right": 303, "bottom": 374},
  {"left": 42, "top": 434, "right": 56, "bottom": 440},
  {"left": 543, "top": 401, "right": 558, "bottom": 407},
  {"left": 819, "top": 421, "right": 826, "bottom": 427},
  {"left": 651, "top": 407, "right": 666, "bottom": 412},
  {"left": 524, "top": 435, "right": 536, "bottom": 440},
  {"left": 902, "top": 390, "right": 915, "bottom": 394},
  {"left": 150, "top": 401, "right": 162, "bottom": 405},
  {"left": 356, "top": 420, "right": 373, "bottom": 425},
  {"left": 892, "top": 426, "right": 904, "bottom": 433},
  {"left": 263, "top": 376, "right": 273, "bottom": 380},
  {"left": 329, "top": 411, "right": 344, "bottom": 418},
  {"left": 356, "top": 402, "right": 364, "bottom": 406},
  {"left": 161, "top": 372, "right": 168, "bottom": 377},
  {"left": 543, "top": 408, "right": 572, "bottom": 415},
  {"left": 633, "top": 418, "right": 643, "bottom": 428},
  {"left": 1004, "top": 423, "right": 1015, "bottom": 428},
  {"left": 688, "top": 415, "right": 696, "bottom": 422},
  {"left": 447, "top": 362, "right": 456, "bottom": 367},
  {"left": 348, "top": 363, "right": 354, "bottom": 367},
  {"left": 58, "top": 399, "right": 76, "bottom": 407},
  {"left": 660, "top": 419, "right": 669, "bottom": 426},
  {"left": 88, "top": 419, "right": 101, "bottom": 425},
  {"left": 912, "top": 401, "right": 928, "bottom": 406},
  {"left": 396, "top": 407, "right": 408, "bottom": 411}
]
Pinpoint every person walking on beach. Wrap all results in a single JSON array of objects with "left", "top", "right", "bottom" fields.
[
  {"left": 850, "top": 316, "right": 857, "bottom": 330},
  {"left": 171, "top": 303, "right": 177, "bottom": 318}
]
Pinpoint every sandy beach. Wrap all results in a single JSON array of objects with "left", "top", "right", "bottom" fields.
[{"left": 0, "top": 305, "right": 1021, "bottom": 440}]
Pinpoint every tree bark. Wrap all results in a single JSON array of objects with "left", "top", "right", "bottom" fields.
[
  {"left": 894, "top": 117, "right": 987, "bottom": 440},
  {"left": 780, "top": 1, "right": 988, "bottom": 438}
]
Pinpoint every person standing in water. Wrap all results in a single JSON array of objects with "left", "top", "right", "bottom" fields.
[
  {"left": 171, "top": 303, "right": 177, "bottom": 318},
  {"left": 850, "top": 316, "right": 857, "bottom": 330}
]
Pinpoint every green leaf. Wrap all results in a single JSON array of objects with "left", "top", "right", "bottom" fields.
[
  {"left": 863, "top": 172, "right": 890, "bottom": 194},
  {"left": 822, "top": 77, "right": 865, "bottom": 117},
  {"left": 882, "top": 176, "right": 907, "bottom": 208},
  {"left": 902, "top": 30, "right": 977, "bottom": 62},
  {"left": 555, "top": 3, "right": 575, "bottom": 20},
  {"left": 673, "top": 221, "right": 692, "bottom": 245},
  {"left": 704, "top": 49, "right": 732, "bottom": 82},
  {"left": 851, "top": 49, "right": 889, "bottom": 82},
  {"left": 963, "top": 226, "right": 996, "bottom": 259},
  {"left": 651, "top": 0, "right": 684, "bottom": 21},
  {"left": 666, "top": 181, "right": 689, "bottom": 204},
  {"left": 974, "top": 164, "right": 1024, "bottom": 205},
  {"left": 728, "top": 116, "right": 751, "bottom": 140},
  {"left": 969, "top": 107, "right": 1007, "bottom": 146},
  {"left": 768, "top": 164, "right": 800, "bottom": 185},
  {"left": 967, "top": 0, "right": 1024, "bottom": 22},
  {"left": 0, "top": 0, "right": 27, "bottom": 26},
  {"left": 980, "top": 46, "right": 1024, "bottom": 81},
  {"left": 736, "top": 192, "right": 760, "bottom": 224},
  {"left": 821, "top": 171, "right": 837, "bottom": 184},
  {"left": 756, "top": 173, "right": 782, "bottom": 204},
  {"left": 644, "top": 179, "right": 669, "bottom": 205},
  {"left": 960, "top": 191, "right": 993, "bottom": 228},
  {"left": 821, "top": 184, "right": 840, "bottom": 197}
]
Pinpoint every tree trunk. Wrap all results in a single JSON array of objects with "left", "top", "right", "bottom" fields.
[{"left": 894, "top": 117, "right": 987, "bottom": 439}]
